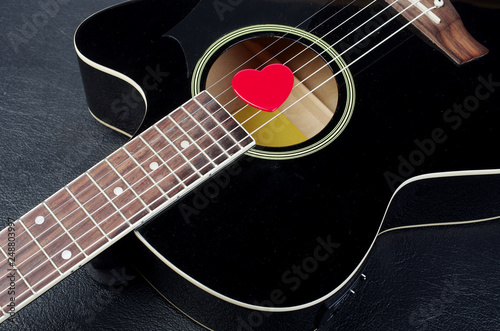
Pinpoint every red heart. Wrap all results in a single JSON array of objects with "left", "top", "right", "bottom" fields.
[{"left": 232, "top": 64, "right": 294, "bottom": 112}]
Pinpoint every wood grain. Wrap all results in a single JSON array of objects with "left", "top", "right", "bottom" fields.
[{"left": 386, "top": 0, "right": 488, "bottom": 64}]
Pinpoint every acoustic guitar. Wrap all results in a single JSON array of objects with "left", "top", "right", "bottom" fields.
[{"left": 1, "top": 0, "right": 499, "bottom": 330}]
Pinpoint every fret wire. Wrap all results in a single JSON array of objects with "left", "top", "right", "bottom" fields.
[
  {"left": 181, "top": 106, "right": 231, "bottom": 159},
  {"left": 121, "top": 143, "right": 168, "bottom": 197},
  {"left": 0, "top": 236, "right": 35, "bottom": 295},
  {"left": 15, "top": 204, "right": 137, "bottom": 297},
  {"left": 64, "top": 187, "right": 111, "bottom": 241},
  {"left": 5, "top": 249, "right": 77, "bottom": 313},
  {"left": 14, "top": 185, "right": 158, "bottom": 299},
  {"left": 1, "top": 251, "right": 61, "bottom": 296},
  {"left": 0, "top": 95, "right": 254, "bottom": 320},
  {"left": 42, "top": 203, "right": 88, "bottom": 258},
  {"left": 164, "top": 115, "right": 203, "bottom": 178},
  {"left": 11, "top": 194, "right": 110, "bottom": 277},
  {"left": 104, "top": 159, "right": 151, "bottom": 213},
  {"left": 193, "top": 98, "right": 241, "bottom": 147},
  {"left": 3, "top": 94, "right": 250, "bottom": 270},
  {"left": 85, "top": 173, "right": 132, "bottom": 227},
  {"left": 178, "top": 107, "right": 219, "bottom": 167},
  {"left": 152, "top": 124, "right": 188, "bottom": 189},
  {"left": 29, "top": 93, "right": 238, "bottom": 234},
  {"left": 28, "top": 92, "right": 238, "bottom": 232},
  {"left": 13, "top": 182, "right": 163, "bottom": 298},
  {"left": 22, "top": 97, "right": 244, "bottom": 249},
  {"left": 8, "top": 203, "right": 114, "bottom": 284},
  {"left": 17, "top": 219, "right": 62, "bottom": 275},
  {"left": 139, "top": 132, "right": 193, "bottom": 198},
  {"left": 16, "top": 200, "right": 129, "bottom": 286}
]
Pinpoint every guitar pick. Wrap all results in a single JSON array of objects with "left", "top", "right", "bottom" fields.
[{"left": 232, "top": 63, "right": 294, "bottom": 112}]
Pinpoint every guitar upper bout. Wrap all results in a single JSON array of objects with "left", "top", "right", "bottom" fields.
[{"left": 74, "top": 0, "right": 198, "bottom": 137}]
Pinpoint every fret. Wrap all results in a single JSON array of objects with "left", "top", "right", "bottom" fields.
[
  {"left": 61, "top": 187, "right": 109, "bottom": 254},
  {"left": 171, "top": 108, "right": 216, "bottom": 175},
  {"left": 155, "top": 119, "right": 201, "bottom": 186},
  {"left": 42, "top": 202, "right": 87, "bottom": 258},
  {"left": 83, "top": 174, "right": 131, "bottom": 237},
  {"left": 68, "top": 174, "right": 113, "bottom": 216},
  {"left": 32, "top": 205, "right": 86, "bottom": 273},
  {"left": 67, "top": 174, "right": 128, "bottom": 241},
  {"left": 64, "top": 187, "right": 110, "bottom": 243},
  {"left": 154, "top": 116, "right": 201, "bottom": 184},
  {"left": 188, "top": 98, "right": 241, "bottom": 156},
  {"left": 0, "top": 277, "right": 31, "bottom": 316},
  {"left": 88, "top": 161, "right": 148, "bottom": 225},
  {"left": 4, "top": 236, "right": 58, "bottom": 293},
  {"left": 44, "top": 192, "right": 89, "bottom": 258},
  {"left": 21, "top": 260, "right": 59, "bottom": 293},
  {"left": 19, "top": 206, "right": 64, "bottom": 274},
  {"left": 196, "top": 92, "right": 254, "bottom": 149},
  {"left": 0, "top": 230, "right": 36, "bottom": 298},
  {"left": 183, "top": 100, "right": 231, "bottom": 164},
  {"left": 141, "top": 127, "right": 186, "bottom": 198},
  {"left": 105, "top": 159, "right": 151, "bottom": 213},
  {"left": 5, "top": 234, "right": 45, "bottom": 281},
  {"left": 0, "top": 241, "right": 33, "bottom": 315},
  {"left": 0, "top": 91, "right": 255, "bottom": 323},
  {"left": 117, "top": 140, "right": 168, "bottom": 209},
  {"left": 181, "top": 104, "right": 229, "bottom": 165}
]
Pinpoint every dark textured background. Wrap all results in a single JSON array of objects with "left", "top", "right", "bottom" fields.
[{"left": 0, "top": 1, "right": 499, "bottom": 330}]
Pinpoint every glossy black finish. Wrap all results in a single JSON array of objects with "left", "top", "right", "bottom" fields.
[
  {"left": 73, "top": 0, "right": 500, "bottom": 329},
  {"left": 75, "top": 0, "right": 197, "bottom": 135}
]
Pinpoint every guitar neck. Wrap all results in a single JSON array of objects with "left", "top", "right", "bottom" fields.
[{"left": 0, "top": 91, "right": 255, "bottom": 321}]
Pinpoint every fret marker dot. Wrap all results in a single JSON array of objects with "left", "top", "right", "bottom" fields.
[
  {"left": 181, "top": 140, "right": 190, "bottom": 149},
  {"left": 113, "top": 187, "right": 124, "bottom": 196},
  {"left": 150, "top": 162, "right": 159, "bottom": 171},
  {"left": 35, "top": 216, "right": 45, "bottom": 225},
  {"left": 61, "top": 250, "right": 72, "bottom": 260}
]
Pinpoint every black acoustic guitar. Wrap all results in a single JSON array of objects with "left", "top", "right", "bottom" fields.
[{"left": 1, "top": 0, "right": 499, "bottom": 330}]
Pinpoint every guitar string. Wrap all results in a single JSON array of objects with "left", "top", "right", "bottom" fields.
[
  {"left": 224, "top": 0, "right": 410, "bottom": 129},
  {"left": 169, "top": 0, "right": 404, "bottom": 142},
  {"left": 2, "top": 5, "right": 434, "bottom": 304},
  {"left": 0, "top": 0, "right": 424, "bottom": 287},
  {"left": 246, "top": 2, "right": 434, "bottom": 135},
  {"left": 0, "top": 0, "right": 418, "bottom": 278},
  {"left": 36, "top": 0, "right": 376, "bottom": 230},
  {"left": 0, "top": 0, "right": 434, "bottom": 295},
  {"left": 204, "top": 0, "right": 344, "bottom": 92},
  {"left": 0, "top": 0, "right": 369, "bottom": 265},
  {"left": 0, "top": 0, "right": 354, "bottom": 251},
  {"left": 163, "top": 0, "right": 401, "bottom": 147},
  {"left": 205, "top": 0, "right": 377, "bottom": 111}
]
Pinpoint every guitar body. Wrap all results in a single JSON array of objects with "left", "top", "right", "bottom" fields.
[{"left": 74, "top": 0, "right": 500, "bottom": 329}]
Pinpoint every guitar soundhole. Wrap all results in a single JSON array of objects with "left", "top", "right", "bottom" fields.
[
  {"left": 192, "top": 25, "right": 355, "bottom": 159},
  {"left": 206, "top": 36, "right": 339, "bottom": 149}
]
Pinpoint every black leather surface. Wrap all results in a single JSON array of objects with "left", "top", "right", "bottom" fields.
[{"left": 0, "top": 1, "right": 499, "bottom": 330}]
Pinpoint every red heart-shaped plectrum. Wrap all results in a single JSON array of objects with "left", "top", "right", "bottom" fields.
[{"left": 232, "top": 64, "right": 294, "bottom": 112}]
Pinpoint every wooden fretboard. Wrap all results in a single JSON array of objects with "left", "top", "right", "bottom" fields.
[{"left": 0, "top": 91, "right": 255, "bottom": 322}]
